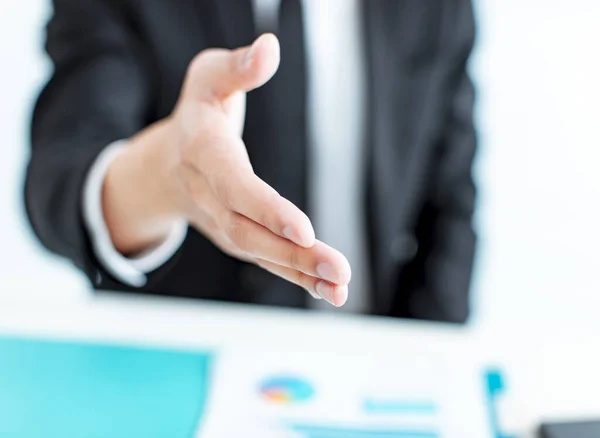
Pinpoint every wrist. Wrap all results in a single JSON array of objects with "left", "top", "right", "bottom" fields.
[
  {"left": 103, "top": 118, "right": 186, "bottom": 255},
  {"left": 132, "top": 116, "right": 188, "bottom": 219}
]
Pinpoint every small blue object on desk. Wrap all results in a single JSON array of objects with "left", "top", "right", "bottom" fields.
[
  {"left": 0, "top": 337, "right": 214, "bottom": 438},
  {"left": 485, "top": 368, "right": 518, "bottom": 438}
]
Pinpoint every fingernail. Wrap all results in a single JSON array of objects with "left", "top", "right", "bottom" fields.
[
  {"left": 316, "top": 281, "right": 335, "bottom": 305},
  {"left": 306, "top": 288, "right": 322, "bottom": 300},
  {"left": 283, "top": 225, "right": 295, "bottom": 240},
  {"left": 283, "top": 225, "right": 306, "bottom": 246},
  {"left": 333, "top": 285, "right": 348, "bottom": 307},
  {"left": 316, "top": 263, "right": 338, "bottom": 283}
]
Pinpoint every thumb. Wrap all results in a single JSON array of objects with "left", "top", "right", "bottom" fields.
[{"left": 182, "top": 33, "right": 280, "bottom": 102}]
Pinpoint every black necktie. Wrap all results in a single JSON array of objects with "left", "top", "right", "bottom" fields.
[
  {"left": 242, "top": 0, "right": 309, "bottom": 307},
  {"left": 243, "top": 0, "right": 307, "bottom": 209},
  {"left": 273, "top": 0, "right": 308, "bottom": 200},
  {"left": 277, "top": 0, "right": 307, "bottom": 80}
]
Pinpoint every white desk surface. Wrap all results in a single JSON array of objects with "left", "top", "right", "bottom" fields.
[{"left": 0, "top": 292, "right": 598, "bottom": 437}]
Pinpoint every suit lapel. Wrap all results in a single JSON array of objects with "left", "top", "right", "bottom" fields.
[{"left": 362, "top": 0, "right": 403, "bottom": 58}]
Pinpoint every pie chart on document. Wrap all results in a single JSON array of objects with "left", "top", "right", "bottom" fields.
[{"left": 259, "top": 375, "right": 316, "bottom": 405}]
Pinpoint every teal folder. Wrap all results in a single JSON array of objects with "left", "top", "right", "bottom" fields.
[{"left": 0, "top": 337, "right": 213, "bottom": 438}]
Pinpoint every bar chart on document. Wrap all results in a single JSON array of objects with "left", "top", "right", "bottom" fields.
[{"left": 198, "top": 346, "right": 493, "bottom": 437}]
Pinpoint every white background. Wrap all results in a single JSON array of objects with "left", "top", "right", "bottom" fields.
[{"left": 0, "top": 0, "right": 598, "bottom": 331}]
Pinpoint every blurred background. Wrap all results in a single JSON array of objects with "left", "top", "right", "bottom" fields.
[{"left": 1, "top": 0, "right": 599, "bottom": 330}]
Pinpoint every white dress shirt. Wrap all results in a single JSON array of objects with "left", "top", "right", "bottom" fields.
[{"left": 83, "top": 0, "right": 370, "bottom": 312}]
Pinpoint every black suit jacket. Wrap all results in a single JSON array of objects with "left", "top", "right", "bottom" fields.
[{"left": 25, "top": 0, "right": 478, "bottom": 322}]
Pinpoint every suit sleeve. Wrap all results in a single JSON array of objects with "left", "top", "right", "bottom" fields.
[
  {"left": 395, "top": 0, "right": 478, "bottom": 323},
  {"left": 24, "top": 0, "right": 182, "bottom": 290}
]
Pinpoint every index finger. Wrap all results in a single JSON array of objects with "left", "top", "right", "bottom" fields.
[
  {"left": 218, "top": 170, "right": 315, "bottom": 248},
  {"left": 191, "top": 131, "right": 316, "bottom": 248}
]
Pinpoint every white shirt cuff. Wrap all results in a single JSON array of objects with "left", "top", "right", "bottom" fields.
[{"left": 82, "top": 140, "right": 188, "bottom": 288}]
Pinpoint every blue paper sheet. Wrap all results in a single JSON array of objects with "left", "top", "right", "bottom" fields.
[{"left": 0, "top": 337, "right": 213, "bottom": 438}]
